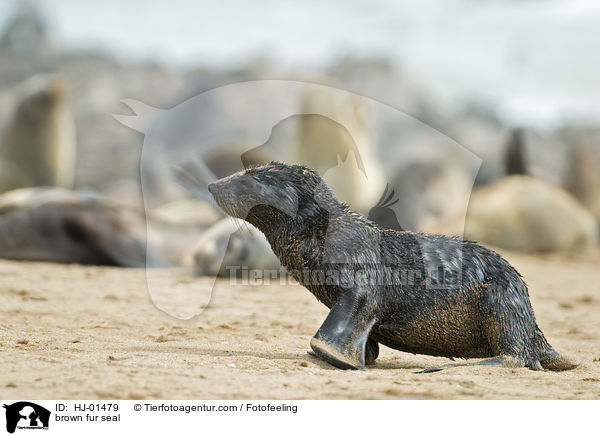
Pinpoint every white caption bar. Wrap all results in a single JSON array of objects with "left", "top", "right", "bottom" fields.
[{"left": 0, "top": 400, "right": 595, "bottom": 435}]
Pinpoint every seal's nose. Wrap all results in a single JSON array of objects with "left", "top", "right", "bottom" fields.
[{"left": 207, "top": 183, "right": 216, "bottom": 194}]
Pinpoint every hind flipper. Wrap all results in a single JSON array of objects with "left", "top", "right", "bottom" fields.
[
  {"left": 310, "top": 289, "right": 377, "bottom": 370},
  {"left": 539, "top": 352, "right": 578, "bottom": 371},
  {"left": 417, "top": 352, "right": 578, "bottom": 373},
  {"left": 479, "top": 283, "right": 553, "bottom": 371},
  {"left": 533, "top": 328, "right": 579, "bottom": 371}
]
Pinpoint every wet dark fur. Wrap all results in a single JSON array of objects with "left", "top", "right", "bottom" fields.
[{"left": 207, "top": 162, "right": 577, "bottom": 371}]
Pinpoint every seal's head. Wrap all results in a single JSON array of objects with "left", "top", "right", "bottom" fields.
[{"left": 207, "top": 162, "right": 335, "bottom": 229}]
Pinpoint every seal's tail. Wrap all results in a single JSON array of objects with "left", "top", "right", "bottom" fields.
[{"left": 535, "top": 328, "right": 578, "bottom": 371}]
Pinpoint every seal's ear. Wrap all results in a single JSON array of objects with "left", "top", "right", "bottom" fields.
[{"left": 112, "top": 99, "right": 163, "bottom": 133}]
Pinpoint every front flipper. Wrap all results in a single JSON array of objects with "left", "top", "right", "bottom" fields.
[{"left": 310, "top": 290, "right": 378, "bottom": 370}]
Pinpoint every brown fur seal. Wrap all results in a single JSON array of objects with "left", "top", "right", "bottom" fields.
[
  {"left": 205, "top": 162, "right": 577, "bottom": 372},
  {"left": 0, "top": 187, "right": 211, "bottom": 267},
  {"left": 0, "top": 76, "right": 75, "bottom": 193},
  {"left": 461, "top": 175, "right": 598, "bottom": 252},
  {"left": 424, "top": 130, "right": 598, "bottom": 251},
  {"left": 0, "top": 188, "right": 153, "bottom": 266}
]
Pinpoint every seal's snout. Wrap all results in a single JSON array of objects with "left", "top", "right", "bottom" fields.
[{"left": 207, "top": 180, "right": 228, "bottom": 199}]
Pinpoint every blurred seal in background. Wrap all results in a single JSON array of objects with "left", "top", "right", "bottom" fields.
[
  {"left": 0, "top": 187, "right": 210, "bottom": 267},
  {"left": 0, "top": 75, "right": 76, "bottom": 193}
]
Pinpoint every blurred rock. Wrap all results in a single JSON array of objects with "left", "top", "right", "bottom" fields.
[{"left": 186, "top": 217, "right": 280, "bottom": 277}]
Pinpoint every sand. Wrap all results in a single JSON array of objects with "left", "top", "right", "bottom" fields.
[{"left": 1, "top": 250, "right": 599, "bottom": 400}]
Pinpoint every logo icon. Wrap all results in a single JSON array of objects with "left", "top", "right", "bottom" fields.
[{"left": 3, "top": 402, "right": 50, "bottom": 434}]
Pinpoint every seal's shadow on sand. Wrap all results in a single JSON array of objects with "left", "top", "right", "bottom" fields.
[
  {"left": 306, "top": 350, "right": 428, "bottom": 370},
  {"left": 127, "top": 345, "right": 428, "bottom": 371},
  {"left": 128, "top": 345, "right": 324, "bottom": 366}
]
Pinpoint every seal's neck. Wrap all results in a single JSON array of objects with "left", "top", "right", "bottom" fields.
[{"left": 245, "top": 202, "right": 333, "bottom": 270}]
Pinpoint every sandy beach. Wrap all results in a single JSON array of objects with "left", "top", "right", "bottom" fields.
[{"left": 1, "top": 249, "right": 599, "bottom": 400}]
